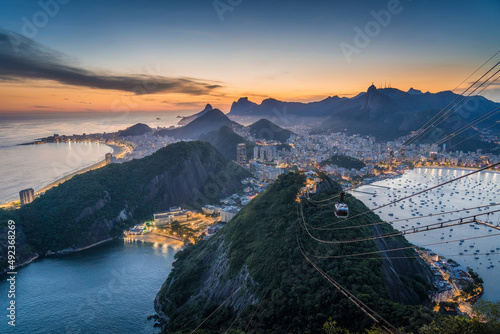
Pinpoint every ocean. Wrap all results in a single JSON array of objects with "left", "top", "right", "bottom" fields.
[{"left": 0, "top": 112, "right": 180, "bottom": 203}]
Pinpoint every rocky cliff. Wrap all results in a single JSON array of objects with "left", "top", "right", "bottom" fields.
[{"left": 177, "top": 104, "right": 214, "bottom": 126}]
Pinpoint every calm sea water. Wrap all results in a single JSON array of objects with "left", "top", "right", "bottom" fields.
[
  {"left": 356, "top": 168, "right": 500, "bottom": 301},
  {"left": 0, "top": 238, "right": 182, "bottom": 334},
  {"left": 0, "top": 113, "right": 180, "bottom": 203}
]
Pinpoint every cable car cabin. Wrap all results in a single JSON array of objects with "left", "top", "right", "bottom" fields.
[
  {"left": 335, "top": 203, "right": 349, "bottom": 218},
  {"left": 335, "top": 191, "right": 348, "bottom": 218}
]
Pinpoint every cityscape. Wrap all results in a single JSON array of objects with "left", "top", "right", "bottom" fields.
[{"left": 1, "top": 1, "right": 500, "bottom": 334}]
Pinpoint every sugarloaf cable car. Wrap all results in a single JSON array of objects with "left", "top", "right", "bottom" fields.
[{"left": 335, "top": 191, "right": 349, "bottom": 218}]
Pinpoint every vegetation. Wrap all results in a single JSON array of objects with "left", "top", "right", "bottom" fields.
[
  {"left": 157, "top": 172, "right": 434, "bottom": 333},
  {"left": 117, "top": 123, "right": 152, "bottom": 137},
  {"left": 419, "top": 314, "right": 500, "bottom": 334},
  {"left": 0, "top": 141, "right": 249, "bottom": 262},
  {"left": 247, "top": 118, "right": 294, "bottom": 143},
  {"left": 199, "top": 125, "right": 255, "bottom": 161},
  {"left": 320, "top": 155, "right": 367, "bottom": 170}
]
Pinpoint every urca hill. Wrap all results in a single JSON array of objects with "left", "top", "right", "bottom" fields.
[{"left": 155, "top": 172, "right": 434, "bottom": 334}]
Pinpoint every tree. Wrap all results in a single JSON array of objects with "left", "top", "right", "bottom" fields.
[
  {"left": 473, "top": 300, "right": 500, "bottom": 323},
  {"left": 323, "top": 318, "right": 352, "bottom": 334},
  {"left": 419, "top": 315, "right": 500, "bottom": 334}
]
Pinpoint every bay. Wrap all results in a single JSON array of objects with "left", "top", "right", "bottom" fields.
[
  {"left": 356, "top": 167, "right": 500, "bottom": 301},
  {"left": 0, "top": 238, "right": 181, "bottom": 334}
]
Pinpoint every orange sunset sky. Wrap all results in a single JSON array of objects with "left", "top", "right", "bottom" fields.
[{"left": 1, "top": 0, "right": 499, "bottom": 115}]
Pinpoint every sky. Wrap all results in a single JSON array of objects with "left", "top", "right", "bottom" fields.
[{"left": 1, "top": 0, "right": 500, "bottom": 114}]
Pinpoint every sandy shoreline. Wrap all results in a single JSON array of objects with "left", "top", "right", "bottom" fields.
[
  {"left": 35, "top": 143, "right": 126, "bottom": 196},
  {"left": 415, "top": 165, "right": 500, "bottom": 174},
  {"left": 124, "top": 233, "right": 185, "bottom": 248},
  {"left": 0, "top": 142, "right": 128, "bottom": 208}
]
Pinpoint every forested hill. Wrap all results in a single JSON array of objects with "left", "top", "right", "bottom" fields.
[
  {"left": 155, "top": 172, "right": 434, "bottom": 334},
  {"left": 0, "top": 141, "right": 250, "bottom": 272},
  {"left": 320, "top": 155, "right": 367, "bottom": 169},
  {"left": 199, "top": 125, "right": 255, "bottom": 161}
]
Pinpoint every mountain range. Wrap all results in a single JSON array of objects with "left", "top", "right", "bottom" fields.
[
  {"left": 159, "top": 106, "right": 295, "bottom": 147},
  {"left": 227, "top": 86, "right": 500, "bottom": 142}
]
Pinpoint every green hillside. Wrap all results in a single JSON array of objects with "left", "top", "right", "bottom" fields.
[
  {"left": 320, "top": 155, "right": 367, "bottom": 169},
  {"left": 156, "top": 172, "right": 433, "bottom": 333},
  {"left": 247, "top": 118, "right": 294, "bottom": 143},
  {"left": 199, "top": 125, "right": 255, "bottom": 161},
  {"left": 0, "top": 141, "right": 249, "bottom": 267}
]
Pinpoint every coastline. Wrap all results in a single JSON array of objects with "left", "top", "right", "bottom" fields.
[
  {"left": 415, "top": 165, "right": 500, "bottom": 174},
  {"left": 0, "top": 142, "right": 129, "bottom": 208},
  {"left": 0, "top": 253, "right": 40, "bottom": 276},
  {"left": 35, "top": 143, "right": 126, "bottom": 196},
  {"left": 0, "top": 234, "right": 183, "bottom": 277},
  {"left": 49, "top": 237, "right": 116, "bottom": 255},
  {"left": 124, "top": 233, "right": 185, "bottom": 247}
]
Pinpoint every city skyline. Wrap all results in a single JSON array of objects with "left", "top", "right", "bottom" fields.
[{"left": 1, "top": 0, "right": 500, "bottom": 114}]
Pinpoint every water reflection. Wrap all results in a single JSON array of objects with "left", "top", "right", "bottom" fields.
[{"left": 357, "top": 167, "right": 500, "bottom": 300}]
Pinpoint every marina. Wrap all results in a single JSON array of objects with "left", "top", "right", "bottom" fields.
[{"left": 356, "top": 167, "right": 500, "bottom": 301}]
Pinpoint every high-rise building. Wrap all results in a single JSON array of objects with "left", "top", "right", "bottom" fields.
[
  {"left": 19, "top": 188, "right": 35, "bottom": 206},
  {"left": 260, "top": 146, "right": 266, "bottom": 161},
  {"left": 253, "top": 146, "right": 259, "bottom": 161},
  {"left": 237, "top": 143, "right": 247, "bottom": 165}
]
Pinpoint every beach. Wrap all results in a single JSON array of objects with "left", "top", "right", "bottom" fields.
[
  {"left": 124, "top": 233, "right": 185, "bottom": 248},
  {"left": 0, "top": 142, "right": 130, "bottom": 208},
  {"left": 415, "top": 165, "right": 500, "bottom": 174},
  {"left": 35, "top": 143, "right": 128, "bottom": 195}
]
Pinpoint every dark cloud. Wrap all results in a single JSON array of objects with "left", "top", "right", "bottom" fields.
[
  {"left": 167, "top": 101, "right": 204, "bottom": 107},
  {"left": 0, "top": 30, "right": 222, "bottom": 95}
]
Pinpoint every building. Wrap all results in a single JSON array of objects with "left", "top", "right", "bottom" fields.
[
  {"left": 240, "top": 196, "right": 251, "bottom": 205},
  {"left": 202, "top": 205, "right": 222, "bottom": 215},
  {"left": 105, "top": 153, "right": 112, "bottom": 164},
  {"left": 253, "top": 146, "right": 259, "bottom": 160},
  {"left": 169, "top": 206, "right": 181, "bottom": 212},
  {"left": 220, "top": 207, "right": 240, "bottom": 222},
  {"left": 19, "top": 188, "right": 35, "bottom": 206},
  {"left": 237, "top": 143, "right": 247, "bottom": 165},
  {"left": 153, "top": 212, "right": 173, "bottom": 225},
  {"left": 153, "top": 207, "right": 188, "bottom": 225},
  {"left": 129, "top": 228, "right": 143, "bottom": 235}
]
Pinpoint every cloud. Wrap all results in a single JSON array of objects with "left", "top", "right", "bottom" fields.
[
  {"left": 168, "top": 101, "right": 205, "bottom": 107},
  {"left": 33, "top": 105, "right": 55, "bottom": 108},
  {"left": 0, "top": 30, "right": 222, "bottom": 95}
]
